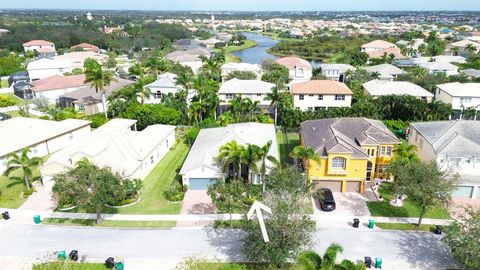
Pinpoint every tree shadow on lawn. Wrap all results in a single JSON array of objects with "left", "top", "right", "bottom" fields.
[
  {"left": 205, "top": 227, "right": 246, "bottom": 262},
  {"left": 396, "top": 231, "right": 459, "bottom": 269}
]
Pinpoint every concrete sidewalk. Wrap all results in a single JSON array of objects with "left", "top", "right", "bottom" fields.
[{"left": 0, "top": 207, "right": 452, "bottom": 227}]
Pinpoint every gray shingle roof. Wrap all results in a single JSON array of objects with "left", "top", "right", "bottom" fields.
[
  {"left": 301, "top": 118, "right": 400, "bottom": 158},
  {"left": 410, "top": 120, "right": 480, "bottom": 157}
]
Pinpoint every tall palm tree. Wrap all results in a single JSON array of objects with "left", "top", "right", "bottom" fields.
[
  {"left": 389, "top": 141, "right": 420, "bottom": 203},
  {"left": 146, "top": 58, "right": 168, "bottom": 79},
  {"left": 265, "top": 86, "right": 281, "bottom": 125},
  {"left": 4, "top": 148, "right": 44, "bottom": 190},
  {"left": 290, "top": 146, "right": 321, "bottom": 184},
  {"left": 217, "top": 141, "right": 245, "bottom": 179},
  {"left": 85, "top": 64, "right": 116, "bottom": 119},
  {"left": 175, "top": 71, "right": 194, "bottom": 122},
  {"left": 240, "top": 144, "right": 260, "bottom": 181},
  {"left": 256, "top": 140, "right": 278, "bottom": 193},
  {"left": 228, "top": 95, "right": 246, "bottom": 122}
]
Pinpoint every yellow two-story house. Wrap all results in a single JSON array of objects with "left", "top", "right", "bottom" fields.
[{"left": 300, "top": 118, "right": 400, "bottom": 193}]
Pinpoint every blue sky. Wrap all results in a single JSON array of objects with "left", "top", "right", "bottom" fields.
[{"left": 1, "top": 0, "right": 479, "bottom": 11}]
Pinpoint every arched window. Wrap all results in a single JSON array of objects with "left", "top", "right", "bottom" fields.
[
  {"left": 332, "top": 157, "right": 346, "bottom": 170},
  {"left": 296, "top": 67, "right": 304, "bottom": 77},
  {"left": 155, "top": 90, "right": 162, "bottom": 99}
]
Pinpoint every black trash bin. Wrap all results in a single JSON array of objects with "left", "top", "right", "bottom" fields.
[
  {"left": 435, "top": 225, "right": 443, "bottom": 235},
  {"left": 69, "top": 250, "right": 79, "bottom": 261},
  {"left": 105, "top": 257, "right": 115, "bottom": 269},
  {"left": 364, "top": 256, "right": 372, "bottom": 268},
  {"left": 353, "top": 218, "right": 360, "bottom": 228},
  {"left": 2, "top": 211, "right": 10, "bottom": 220}
]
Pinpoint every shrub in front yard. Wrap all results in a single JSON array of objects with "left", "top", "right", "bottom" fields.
[
  {"left": 0, "top": 94, "right": 17, "bottom": 107},
  {"left": 163, "top": 181, "right": 185, "bottom": 202}
]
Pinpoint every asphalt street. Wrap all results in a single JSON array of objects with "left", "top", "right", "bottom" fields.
[{"left": 0, "top": 223, "right": 458, "bottom": 270}]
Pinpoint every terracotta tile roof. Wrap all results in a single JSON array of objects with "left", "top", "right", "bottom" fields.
[
  {"left": 275, "top": 56, "right": 312, "bottom": 70},
  {"left": 31, "top": 74, "right": 87, "bottom": 92},
  {"left": 23, "top": 39, "right": 55, "bottom": 47},
  {"left": 38, "top": 47, "right": 56, "bottom": 53},
  {"left": 362, "top": 40, "right": 397, "bottom": 49},
  {"left": 71, "top": 43, "right": 100, "bottom": 52},
  {"left": 291, "top": 80, "right": 353, "bottom": 95},
  {"left": 367, "top": 47, "right": 404, "bottom": 59}
]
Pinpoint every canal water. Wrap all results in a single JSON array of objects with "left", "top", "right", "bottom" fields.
[
  {"left": 231, "top": 32, "right": 279, "bottom": 65},
  {"left": 231, "top": 32, "right": 321, "bottom": 67}
]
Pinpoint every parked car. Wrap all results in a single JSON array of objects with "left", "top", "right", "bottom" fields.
[{"left": 318, "top": 188, "right": 336, "bottom": 211}]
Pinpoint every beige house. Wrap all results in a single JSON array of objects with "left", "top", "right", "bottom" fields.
[
  {"left": 291, "top": 80, "right": 353, "bottom": 111},
  {"left": 0, "top": 117, "right": 91, "bottom": 174}
]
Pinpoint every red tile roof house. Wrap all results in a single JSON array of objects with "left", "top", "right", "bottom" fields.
[
  {"left": 361, "top": 40, "right": 404, "bottom": 59},
  {"left": 23, "top": 39, "right": 56, "bottom": 56},
  {"left": 30, "top": 74, "right": 88, "bottom": 104},
  {"left": 70, "top": 43, "right": 101, "bottom": 53},
  {"left": 275, "top": 56, "right": 313, "bottom": 85}
]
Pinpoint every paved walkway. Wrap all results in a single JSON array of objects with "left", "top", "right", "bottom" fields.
[{"left": 19, "top": 182, "right": 56, "bottom": 212}]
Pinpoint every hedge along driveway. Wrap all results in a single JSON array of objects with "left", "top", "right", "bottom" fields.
[{"left": 113, "top": 141, "right": 190, "bottom": 215}]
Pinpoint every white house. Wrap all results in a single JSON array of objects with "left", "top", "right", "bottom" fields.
[
  {"left": 291, "top": 80, "right": 353, "bottom": 111},
  {"left": 218, "top": 78, "right": 275, "bottom": 106},
  {"left": 0, "top": 117, "right": 91, "bottom": 174},
  {"left": 364, "top": 64, "right": 406, "bottom": 81},
  {"left": 23, "top": 40, "right": 56, "bottom": 54},
  {"left": 30, "top": 74, "right": 88, "bottom": 103},
  {"left": 41, "top": 119, "right": 176, "bottom": 181},
  {"left": 435, "top": 82, "right": 480, "bottom": 110},
  {"left": 418, "top": 61, "right": 459, "bottom": 76},
  {"left": 363, "top": 80, "right": 434, "bottom": 101},
  {"left": 179, "top": 123, "right": 279, "bottom": 190},
  {"left": 275, "top": 56, "right": 313, "bottom": 85},
  {"left": 409, "top": 120, "right": 480, "bottom": 199},
  {"left": 318, "top": 64, "right": 356, "bottom": 82},
  {"left": 413, "top": 55, "right": 466, "bottom": 65},
  {"left": 221, "top": 63, "right": 262, "bottom": 81},
  {"left": 145, "top": 72, "right": 195, "bottom": 104},
  {"left": 27, "top": 58, "right": 72, "bottom": 81},
  {"left": 361, "top": 40, "right": 403, "bottom": 59},
  {"left": 448, "top": 39, "right": 480, "bottom": 57}
]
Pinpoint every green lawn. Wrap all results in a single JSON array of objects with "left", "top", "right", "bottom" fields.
[
  {"left": 0, "top": 156, "right": 47, "bottom": 208},
  {"left": 276, "top": 132, "right": 300, "bottom": 165},
  {"left": 223, "top": 39, "right": 258, "bottom": 53},
  {"left": 43, "top": 218, "right": 175, "bottom": 228},
  {"left": 367, "top": 182, "right": 451, "bottom": 219},
  {"left": 33, "top": 262, "right": 106, "bottom": 270},
  {"left": 376, "top": 222, "right": 437, "bottom": 232},
  {"left": 113, "top": 141, "right": 189, "bottom": 215}
]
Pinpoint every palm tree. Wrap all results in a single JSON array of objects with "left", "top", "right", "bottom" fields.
[
  {"left": 290, "top": 146, "right": 321, "bottom": 184},
  {"left": 4, "top": 148, "right": 44, "bottom": 190},
  {"left": 256, "top": 140, "right": 278, "bottom": 193},
  {"left": 389, "top": 141, "right": 419, "bottom": 203},
  {"left": 85, "top": 64, "right": 116, "bottom": 119},
  {"left": 297, "top": 243, "right": 366, "bottom": 270},
  {"left": 240, "top": 144, "right": 260, "bottom": 182},
  {"left": 175, "top": 71, "right": 194, "bottom": 122},
  {"left": 146, "top": 58, "right": 168, "bottom": 79},
  {"left": 217, "top": 141, "right": 245, "bottom": 179},
  {"left": 228, "top": 95, "right": 246, "bottom": 122},
  {"left": 265, "top": 86, "right": 281, "bottom": 125}
]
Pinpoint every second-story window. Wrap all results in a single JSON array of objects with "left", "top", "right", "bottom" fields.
[
  {"left": 386, "top": 147, "right": 392, "bottom": 156},
  {"left": 318, "top": 95, "right": 323, "bottom": 100},
  {"left": 299, "top": 94, "right": 304, "bottom": 100},
  {"left": 335, "top": 94, "right": 345, "bottom": 101},
  {"left": 226, "top": 94, "right": 234, "bottom": 99},
  {"left": 332, "top": 157, "right": 346, "bottom": 170}
]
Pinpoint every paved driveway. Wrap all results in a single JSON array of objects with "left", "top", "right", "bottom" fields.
[
  {"left": 177, "top": 190, "right": 216, "bottom": 227},
  {"left": 449, "top": 198, "right": 480, "bottom": 219},
  {"left": 313, "top": 192, "right": 371, "bottom": 216}
]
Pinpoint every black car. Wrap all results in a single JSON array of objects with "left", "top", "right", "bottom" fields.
[{"left": 318, "top": 188, "right": 336, "bottom": 211}]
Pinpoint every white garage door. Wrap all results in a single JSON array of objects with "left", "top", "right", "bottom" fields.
[{"left": 452, "top": 186, "right": 473, "bottom": 198}]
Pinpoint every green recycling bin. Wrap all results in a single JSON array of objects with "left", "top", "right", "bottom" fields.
[
  {"left": 33, "top": 215, "right": 41, "bottom": 224},
  {"left": 116, "top": 262, "right": 125, "bottom": 270},
  {"left": 375, "top": 257, "right": 382, "bottom": 268},
  {"left": 57, "top": 250, "right": 67, "bottom": 260},
  {"left": 368, "top": 219, "right": 375, "bottom": 229}
]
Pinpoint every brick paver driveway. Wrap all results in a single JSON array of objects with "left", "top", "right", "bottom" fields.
[{"left": 177, "top": 190, "right": 216, "bottom": 227}]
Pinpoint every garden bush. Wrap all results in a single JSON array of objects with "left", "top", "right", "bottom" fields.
[
  {"left": 0, "top": 94, "right": 17, "bottom": 107},
  {"left": 164, "top": 181, "right": 185, "bottom": 202},
  {"left": 89, "top": 114, "right": 108, "bottom": 128}
]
